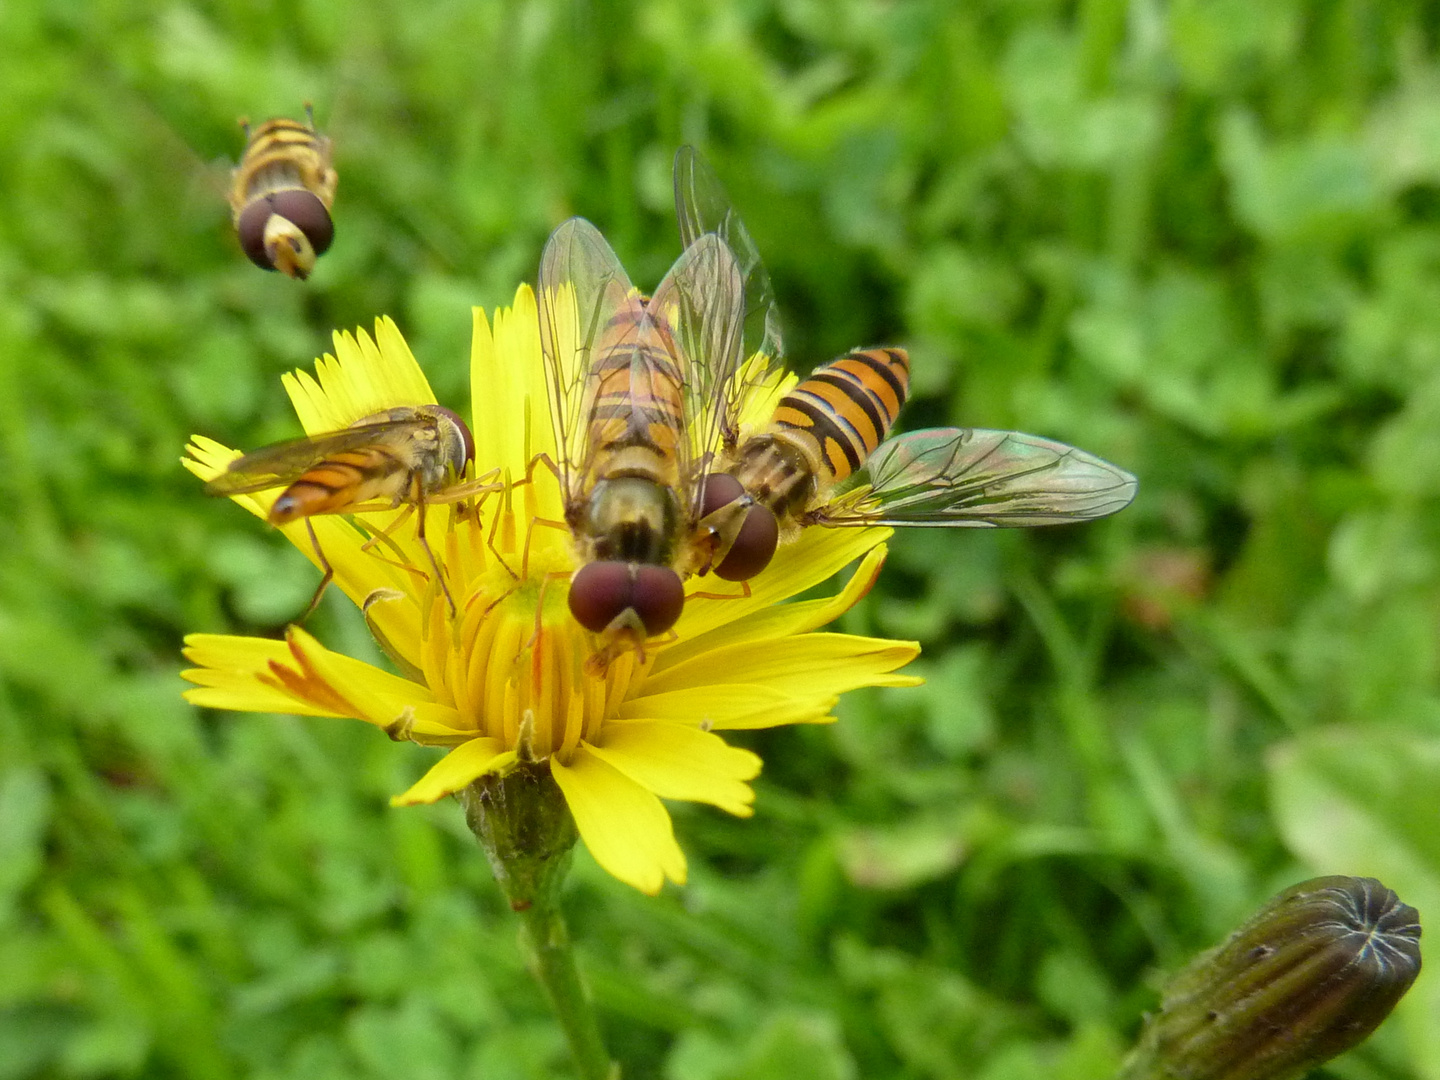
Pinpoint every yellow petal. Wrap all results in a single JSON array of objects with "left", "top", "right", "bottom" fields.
[
  {"left": 376, "top": 701, "right": 480, "bottom": 745},
  {"left": 181, "top": 633, "right": 346, "bottom": 714},
  {"left": 585, "top": 722, "right": 760, "bottom": 817},
  {"left": 181, "top": 672, "right": 340, "bottom": 716},
  {"left": 183, "top": 437, "right": 272, "bottom": 521},
  {"left": 181, "top": 630, "right": 464, "bottom": 737},
  {"left": 284, "top": 318, "right": 438, "bottom": 434},
  {"left": 671, "top": 525, "right": 890, "bottom": 647},
  {"left": 374, "top": 316, "right": 439, "bottom": 406},
  {"left": 551, "top": 745, "right": 687, "bottom": 895},
  {"left": 644, "top": 633, "right": 921, "bottom": 698},
  {"left": 734, "top": 360, "right": 797, "bottom": 432},
  {"left": 182, "top": 435, "right": 241, "bottom": 482},
  {"left": 183, "top": 632, "right": 292, "bottom": 668},
  {"left": 390, "top": 738, "right": 511, "bottom": 805},
  {"left": 283, "top": 625, "right": 438, "bottom": 726},
  {"left": 617, "top": 684, "right": 835, "bottom": 730},
  {"left": 471, "top": 285, "right": 554, "bottom": 482},
  {"left": 663, "top": 545, "right": 888, "bottom": 672}
]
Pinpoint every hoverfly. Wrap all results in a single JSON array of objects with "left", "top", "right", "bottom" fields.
[
  {"left": 205, "top": 405, "right": 497, "bottom": 618},
  {"left": 229, "top": 104, "right": 337, "bottom": 280},
  {"left": 670, "top": 148, "right": 1137, "bottom": 578},
  {"left": 537, "top": 215, "right": 746, "bottom": 658}
]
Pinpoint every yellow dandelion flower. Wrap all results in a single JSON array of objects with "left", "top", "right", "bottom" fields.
[{"left": 182, "top": 285, "right": 920, "bottom": 895}]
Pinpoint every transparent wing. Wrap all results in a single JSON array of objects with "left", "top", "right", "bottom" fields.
[
  {"left": 203, "top": 419, "right": 419, "bottom": 496},
  {"left": 647, "top": 232, "right": 746, "bottom": 514},
  {"left": 817, "top": 428, "right": 1139, "bottom": 527},
  {"left": 673, "top": 145, "right": 785, "bottom": 448},
  {"left": 537, "top": 218, "right": 634, "bottom": 502}
]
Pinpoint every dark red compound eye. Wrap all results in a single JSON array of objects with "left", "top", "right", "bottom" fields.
[
  {"left": 714, "top": 503, "right": 777, "bottom": 581},
  {"left": 430, "top": 405, "right": 475, "bottom": 464},
  {"left": 569, "top": 562, "right": 685, "bottom": 636},
  {"left": 699, "top": 474, "right": 778, "bottom": 582},
  {"left": 236, "top": 198, "right": 276, "bottom": 268},
  {"left": 237, "top": 192, "right": 335, "bottom": 271},
  {"left": 700, "top": 473, "right": 746, "bottom": 517},
  {"left": 569, "top": 562, "right": 629, "bottom": 632},
  {"left": 268, "top": 189, "right": 334, "bottom": 254},
  {"left": 631, "top": 565, "right": 685, "bottom": 634}
]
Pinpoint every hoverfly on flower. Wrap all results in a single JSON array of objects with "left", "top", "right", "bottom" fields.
[
  {"left": 700, "top": 357, "right": 1140, "bottom": 580},
  {"left": 229, "top": 104, "right": 337, "bottom": 280},
  {"left": 670, "top": 147, "right": 1138, "bottom": 581},
  {"left": 203, "top": 404, "right": 498, "bottom": 618},
  {"left": 538, "top": 215, "right": 748, "bottom": 663}
]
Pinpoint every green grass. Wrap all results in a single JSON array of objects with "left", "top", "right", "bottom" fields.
[{"left": 2, "top": 1, "right": 1439, "bottom": 1077}]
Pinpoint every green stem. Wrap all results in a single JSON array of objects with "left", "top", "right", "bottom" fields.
[
  {"left": 518, "top": 899, "right": 615, "bottom": 1080},
  {"left": 461, "top": 762, "right": 618, "bottom": 1080}
]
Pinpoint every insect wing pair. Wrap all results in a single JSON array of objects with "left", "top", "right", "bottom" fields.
[
  {"left": 666, "top": 147, "right": 1138, "bottom": 576},
  {"left": 537, "top": 215, "right": 747, "bottom": 644},
  {"left": 813, "top": 426, "right": 1139, "bottom": 530}
]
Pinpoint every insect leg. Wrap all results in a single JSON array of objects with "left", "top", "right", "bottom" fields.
[
  {"left": 523, "top": 570, "right": 573, "bottom": 650},
  {"left": 360, "top": 503, "right": 416, "bottom": 554},
  {"left": 484, "top": 481, "right": 523, "bottom": 581},
  {"left": 354, "top": 507, "right": 432, "bottom": 588},
  {"left": 411, "top": 476, "right": 458, "bottom": 618},
  {"left": 521, "top": 517, "right": 571, "bottom": 579},
  {"left": 687, "top": 580, "right": 753, "bottom": 602},
  {"left": 298, "top": 518, "right": 335, "bottom": 623},
  {"left": 525, "top": 452, "right": 563, "bottom": 485}
]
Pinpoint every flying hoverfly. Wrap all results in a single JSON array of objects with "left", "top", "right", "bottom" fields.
[
  {"left": 204, "top": 405, "right": 497, "bottom": 618},
  {"left": 537, "top": 215, "right": 747, "bottom": 656},
  {"left": 229, "top": 104, "right": 337, "bottom": 280},
  {"left": 670, "top": 149, "right": 1137, "bottom": 577}
]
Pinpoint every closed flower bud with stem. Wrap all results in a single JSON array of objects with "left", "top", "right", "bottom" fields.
[{"left": 1121, "top": 875, "right": 1421, "bottom": 1080}]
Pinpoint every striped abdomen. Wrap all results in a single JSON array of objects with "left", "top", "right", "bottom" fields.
[
  {"left": 235, "top": 118, "right": 334, "bottom": 204},
  {"left": 772, "top": 347, "right": 910, "bottom": 483},
  {"left": 585, "top": 297, "right": 686, "bottom": 479},
  {"left": 268, "top": 447, "right": 410, "bottom": 525}
]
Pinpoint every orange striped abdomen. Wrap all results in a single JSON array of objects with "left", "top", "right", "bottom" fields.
[
  {"left": 237, "top": 120, "right": 330, "bottom": 192},
  {"left": 585, "top": 301, "right": 686, "bottom": 468},
  {"left": 770, "top": 347, "right": 910, "bottom": 483},
  {"left": 267, "top": 446, "right": 408, "bottom": 524}
]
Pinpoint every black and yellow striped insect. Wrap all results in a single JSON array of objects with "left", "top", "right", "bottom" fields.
[
  {"left": 204, "top": 405, "right": 498, "bottom": 618},
  {"left": 538, "top": 216, "right": 746, "bottom": 653},
  {"left": 229, "top": 105, "right": 337, "bottom": 280},
  {"left": 671, "top": 149, "right": 1137, "bottom": 581}
]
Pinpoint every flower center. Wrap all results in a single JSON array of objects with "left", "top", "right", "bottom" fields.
[{"left": 402, "top": 474, "right": 649, "bottom": 763}]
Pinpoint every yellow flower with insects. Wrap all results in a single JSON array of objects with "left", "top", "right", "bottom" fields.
[{"left": 182, "top": 287, "right": 920, "bottom": 894}]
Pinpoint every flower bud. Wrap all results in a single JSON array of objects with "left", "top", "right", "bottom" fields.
[
  {"left": 461, "top": 756, "right": 578, "bottom": 912},
  {"left": 1123, "top": 876, "right": 1421, "bottom": 1080}
]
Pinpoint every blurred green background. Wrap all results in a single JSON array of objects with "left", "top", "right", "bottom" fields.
[{"left": 2, "top": 1, "right": 1439, "bottom": 1077}]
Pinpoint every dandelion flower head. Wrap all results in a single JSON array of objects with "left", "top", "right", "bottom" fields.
[{"left": 182, "top": 285, "right": 920, "bottom": 894}]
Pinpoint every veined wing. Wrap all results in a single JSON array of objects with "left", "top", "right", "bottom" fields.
[
  {"left": 537, "top": 218, "right": 635, "bottom": 501},
  {"left": 818, "top": 427, "right": 1138, "bottom": 527},
  {"left": 646, "top": 231, "right": 746, "bottom": 510},
  {"left": 673, "top": 145, "right": 785, "bottom": 449},
  {"left": 204, "top": 419, "right": 422, "bottom": 496}
]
